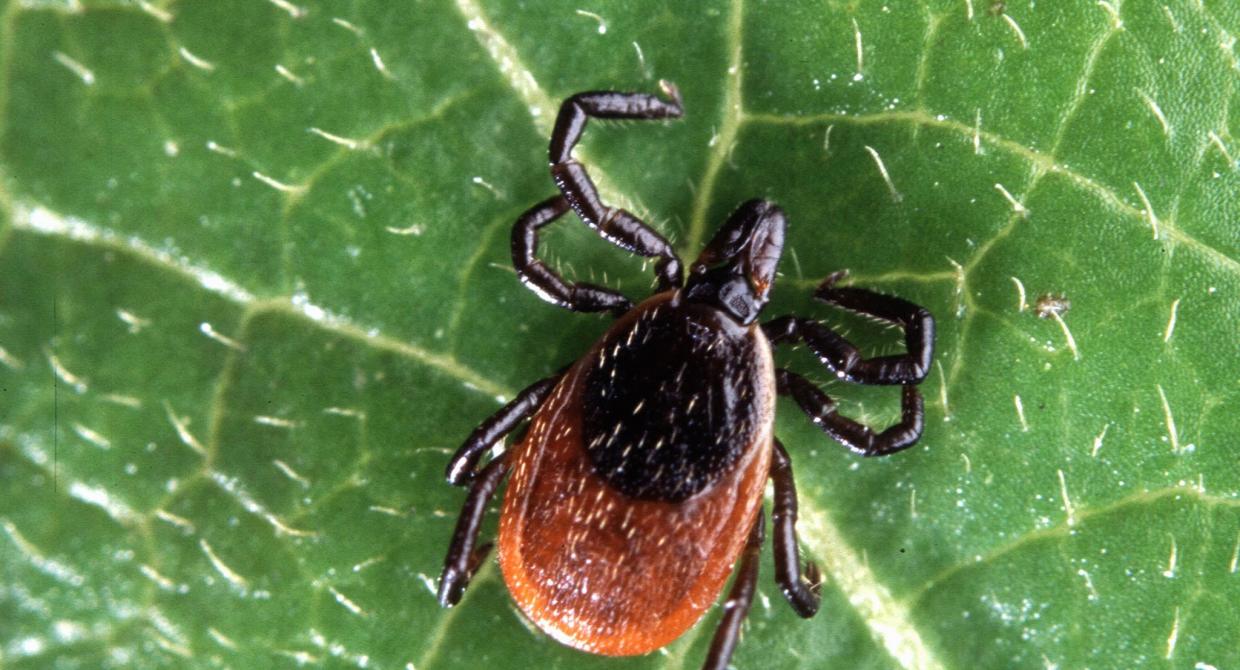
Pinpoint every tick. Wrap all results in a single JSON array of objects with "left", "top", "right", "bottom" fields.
[{"left": 437, "top": 82, "right": 935, "bottom": 670}]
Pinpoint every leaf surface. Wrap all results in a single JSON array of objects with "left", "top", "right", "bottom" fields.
[{"left": 1, "top": 1, "right": 1238, "bottom": 668}]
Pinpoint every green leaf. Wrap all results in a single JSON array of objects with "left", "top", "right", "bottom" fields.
[{"left": 2, "top": 0, "right": 1237, "bottom": 668}]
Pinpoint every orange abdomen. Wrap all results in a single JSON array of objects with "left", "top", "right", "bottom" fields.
[{"left": 498, "top": 293, "right": 774, "bottom": 655}]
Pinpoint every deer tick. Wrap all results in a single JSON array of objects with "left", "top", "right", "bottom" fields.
[{"left": 437, "top": 82, "right": 935, "bottom": 670}]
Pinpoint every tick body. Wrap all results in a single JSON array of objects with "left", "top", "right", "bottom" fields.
[
  {"left": 501, "top": 291, "right": 775, "bottom": 654},
  {"left": 438, "top": 82, "right": 935, "bottom": 670}
]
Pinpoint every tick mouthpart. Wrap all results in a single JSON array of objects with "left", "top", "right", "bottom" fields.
[{"left": 683, "top": 199, "right": 786, "bottom": 324}]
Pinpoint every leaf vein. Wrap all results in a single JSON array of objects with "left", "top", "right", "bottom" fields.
[
  {"left": 682, "top": 0, "right": 745, "bottom": 258},
  {"left": 745, "top": 110, "right": 1240, "bottom": 276},
  {"left": 9, "top": 203, "right": 512, "bottom": 400},
  {"left": 906, "top": 484, "right": 1240, "bottom": 607}
]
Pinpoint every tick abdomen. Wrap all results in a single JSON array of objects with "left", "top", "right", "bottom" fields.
[{"left": 499, "top": 291, "right": 776, "bottom": 655}]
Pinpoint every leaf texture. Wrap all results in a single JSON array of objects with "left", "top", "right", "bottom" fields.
[{"left": 1, "top": 1, "right": 1238, "bottom": 668}]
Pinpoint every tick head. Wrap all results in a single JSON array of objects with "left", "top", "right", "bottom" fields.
[{"left": 683, "top": 199, "right": 786, "bottom": 325}]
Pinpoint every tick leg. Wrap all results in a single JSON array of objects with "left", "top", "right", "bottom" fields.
[
  {"left": 512, "top": 196, "right": 635, "bottom": 315},
  {"left": 702, "top": 514, "right": 764, "bottom": 670},
  {"left": 445, "top": 372, "right": 561, "bottom": 485},
  {"left": 777, "top": 368, "right": 924, "bottom": 457},
  {"left": 763, "top": 271, "right": 934, "bottom": 385},
  {"left": 771, "top": 439, "right": 821, "bottom": 617},
  {"left": 548, "top": 84, "right": 685, "bottom": 291},
  {"left": 437, "top": 455, "right": 509, "bottom": 607}
]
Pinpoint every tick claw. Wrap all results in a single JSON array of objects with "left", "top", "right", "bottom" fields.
[
  {"left": 437, "top": 569, "right": 464, "bottom": 608},
  {"left": 805, "top": 561, "right": 823, "bottom": 594}
]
